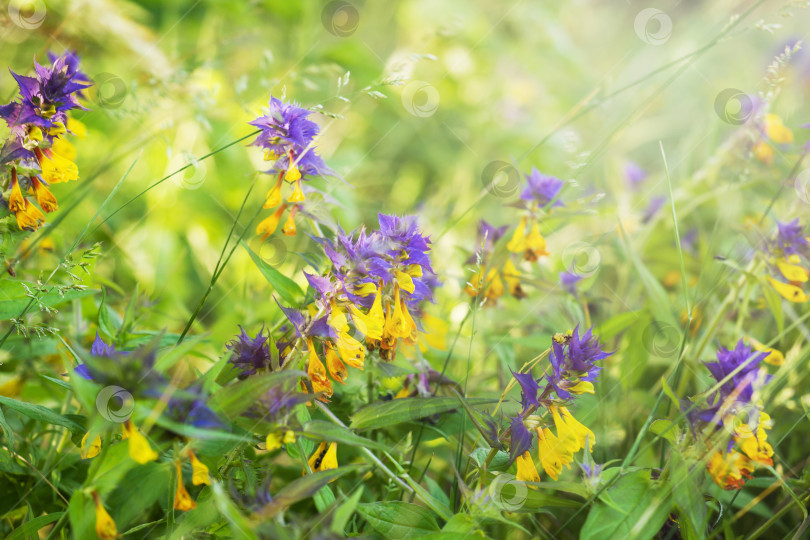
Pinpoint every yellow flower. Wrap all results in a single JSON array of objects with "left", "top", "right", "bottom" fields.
[
  {"left": 67, "top": 117, "right": 88, "bottom": 138},
  {"left": 266, "top": 432, "right": 284, "bottom": 451},
  {"left": 384, "top": 286, "right": 412, "bottom": 339},
  {"left": 53, "top": 136, "right": 77, "bottom": 161},
  {"left": 306, "top": 339, "right": 333, "bottom": 401},
  {"left": 550, "top": 405, "right": 595, "bottom": 454},
  {"left": 122, "top": 420, "right": 158, "bottom": 464},
  {"left": 567, "top": 380, "right": 595, "bottom": 395},
  {"left": 188, "top": 450, "right": 211, "bottom": 486},
  {"left": 256, "top": 204, "right": 287, "bottom": 239},
  {"left": 334, "top": 332, "right": 365, "bottom": 369},
  {"left": 40, "top": 147, "right": 79, "bottom": 183},
  {"left": 753, "top": 141, "right": 774, "bottom": 164},
  {"left": 264, "top": 176, "right": 283, "bottom": 208},
  {"left": 536, "top": 427, "right": 570, "bottom": 480},
  {"left": 523, "top": 223, "right": 549, "bottom": 261},
  {"left": 81, "top": 432, "right": 101, "bottom": 459},
  {"left": 419, "top": 313, "right": 448, "bottom": 351},
  {"left": 777, "top": 260, "right": 808, "bottom": 283},
  {"left": 507, "top": 217, "right": 527, "bottom": 253},
  {"left": 8, "top": 170, "right": 25, "bottom": 213},
  {"left": 768, "top": 277, "right": 809, "bottom": 303},
  {"left": 707, "top": 450, "right": 753, "bottom": 490},
  {"left": 749, "top": 337, "right": 784, "bottom": 366},
  {"left": 736, "top": 411, "right": 774, "bottom": 466},
  {"left": 348, "top": 288, "right": 385, "bottom": 341},
  {"left": 173, "top": 462, "right": 197, "bottom": 511},
  {"left": 307, "top": 441, "right": 338, "bottom": 474},
  {"left": 764, "top": 114, "right": 794, "bottom": 144},
  {"left": 31, "top": 177, "right": 58, "bottom": 213},
  {"left": 502, "top": 259, "right": 525, "bottom": 299},
  {"left": 285, "top": 162, "right": 302, "bottom": 182},
  {"left": 515, "top": 451, "right": 541, "bottom": 482},
  {"left": 15, "top": 199, "right": 45, "bottom": 231},
  {"left": 288, "top": 178, "right": 305, "bottom": 203},
  {"left": 92, "top": 491, "right": 118, "bottom": 539},
  {"left": 282, "top": 211, "right": 297, "bottom": 236},
  {"left": 325, "top": 343, "right": 348, "bottom": 384}
]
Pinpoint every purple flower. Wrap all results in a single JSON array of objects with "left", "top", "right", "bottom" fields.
[
  {"left": 166, "top": 383, "right": 225, "bottom": 430},
  {"left": 520, "top": 168, "right": 564, "bottom": 208},
  {"left": 467, "top": 220, "right": 508, "bottom": 264},
  {"left": 547, "top": 326, "right": 611, "bottom": 399},
  {"left": 560, "top": 271, "right": 582, "bottom": 295},
  {"left": 775, "top": 219, "right": 809, "bottom": 258},
  {"left": 511, "top": 369, "right": 540, "bottom": 412},
  {"left": 249, "top": 97, "right": 333, "bottom": 179},
  {"left": 226, "top": 326, "right": 273, "bottom": 379},
  {"left": 321, "top": 213, "right": 436, "bottom": 308},
  {"left": 704, "top": 340, "right": 769, "bottom": 406},
  {"left": 642, "top": 196, "right": 667, "bottom": 224},
  {"left": 0, "top": 51, "right": 91, "bottom": 140},
  {"left": 509, "top": 416, "right": 534, "bottom": 464},
  {"left": 91, "top": 333, "right": 117, "bottom": 357},
  {"left": 624, "top": 162, "right": 648, "bottom": 188}
]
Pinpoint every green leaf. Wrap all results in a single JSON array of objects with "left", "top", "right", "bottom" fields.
[
  {"left": 211, "top": 482, "right": 259, "bottom": 540},
  {"left": 330, "top": 486, "right": 364, "bottom": 535},
  {"left": 314, "top": 485, "right": 336, "bottom": 512},
  {"left": 6, "top": 512, "right": 64, "bottom": 540},
  {"left": 350, "top": 397, "right": 497, "bottom": 430},
  {"left": 0, "top": 396, "right": 84, "bottom": 434},
  {"left": 256, "top": 465, "right": 363, "bottom": 519},
  {"left": 469, "top": 448, "right": 510, "bottom": 472},
  {"left": 302, "top": 419, "right": 391, "bottom": 452},
  {"left": 0, "top": 405, "right": 15, "bottom": 447},
  {"left": 241, "top": 240, "right": 304, "bottom": 305},
  {"left": 580, "top": 470, "right": 672, "bottom": 540},
  {"left": 357, "top": 501, "right": 441, "bottom": 539},
  {"left": 649, "top": 419, "right": 679, "bottom": 444},
  {"left": 0, "top": 279, "right": 96, "bottom": 320}
]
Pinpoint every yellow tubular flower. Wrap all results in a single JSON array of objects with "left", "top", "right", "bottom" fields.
[
  {"left": 395, "top": 270, "right": 415, "bottom": 294},
  {"left": 256, "top": 204, "right": 287, "bottom": 239},
  {"left": 122, "top": 420, "right": 158, "bottom": 464},
  {"left": 776, "top": 260, "right": 808, "bottom": 283},
  {"left": 266, "top": 432, "right": 284, "bottom": 451},
  {"left": 282, "top": 208, "right": 297, "bottom": 236},
  {"left": 385, "top": 286, "right": 411, "bottom": 339},
  {"left": 768, "top": 277, "right": 809, "bottom": 303},
  {"left": 764, "top": 114, "right": 794, "bottom": 144},
  {"left": 749, "top": 337, "right": 784, "bottom": 366},
  {"left": 264, "top": 175, "right": 283, "bottom": 208},
  {"left": 40, "top": 148, "right": 79, "bottom": 183},
  {"left": 285, "top": 162, "right": 302, "bottom": 182},
  {"left": 550, "top": 405, "right": 595, "bottom": 453},
  {"left": 325, "top": 344, "right": 348, "bottom": 384},
  {"left": 754, "top": 141, "right": 774, "bottom": 164},
  {"left": 524, "top": 223, "right": 549, "bottom": 261},
  {"left": 67, "top": 117, "right": 87, "bottom": 138},
  {"left": 507, "top": 217, "right": 527, "bottom": 253},
  {"left": 81, "top": 432, "right": 101, "bottom": 459},
  {"left": 48, "top": 121, "right": 67, "bottom": 137},
  {"left": 8, "top": 170, "right": 25, "bottom": 213},
  {"left": 283, "top": 430, "right": 296, "bottom": 444},
  {"left": 707, "top": 451, "right": 753, "bottom": 490},
  {"left": 188, "top": 450, "right": 211, "bottom": 486},
  {"left": 307, "top": 441, "right": 338, "bottom": 474},
  {"left": 288, "top": 178, "right": 305, "bottom": 203},
  {"left": 515, "top": 451, "right": 541, "bottom": 482},
  {"left": 502, "top": 259, "right": 525, "bottom": 298},
  {"left": 567, "top": 380, "right": 595, "bottom": 395},
  {"left": 737, "top": 412, "right": 774, "bottom": 466},
  {"left": 334, "top": 331, "right": 365, "bottom": 369},
  {"left": 353, "top": 282, "right": 377, "bottom": 296},
  {"left": 28, "top": 126, "right": 43, "bottom": 142},
  {"left": 306, "top": 339, "right": 333, "bottom": 401},
  {"left": 31, "top": 177, "right": 58, "bottom": 213},
  {"left": 53, "top": 137, "right": 77, "bottom": 160},
  {"left": 536, "top": 427, "right": 570, "bottom": 480},
  {"left": 173, "top": 462, "right": 197, "bottom": 511},
  {"left": 92, "top": 491, "right": 118, "bottom": 540},
  {"left": 348, "top": 288, "right": 385, "bottom": 341}
]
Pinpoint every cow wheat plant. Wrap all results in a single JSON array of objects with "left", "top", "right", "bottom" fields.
[{"left": 2, "top": 1, "right": 810, "bottom": 539}]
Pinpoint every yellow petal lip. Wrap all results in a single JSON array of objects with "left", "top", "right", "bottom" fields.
[{"left": 768, "top": 277, "right": 809, "bottom": 303}]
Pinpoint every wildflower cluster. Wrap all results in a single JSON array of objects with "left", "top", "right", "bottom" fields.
[
  {"left": 688, "top": 340, "right": 779, "bottom": 490},
  {"left": 250, "top": 97, "right": 334, "bottom": 239},
  {"left": 507, "top": 326, "right": 612, "bottom": 481},
  {"left": 0, "top": 52, "right": 91, "bottom": 231},
  {"left": 466, "top": 168, "right": 563, "bottom": 303},
  {"left": 764, "top": 219, "right": 810, "bottom": 303}
]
